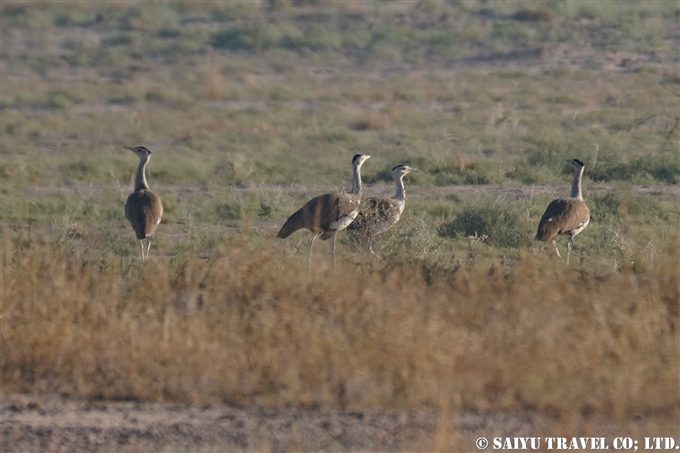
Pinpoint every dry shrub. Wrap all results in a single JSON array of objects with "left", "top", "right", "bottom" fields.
[
  {"left": 1, "top": 236, "right": 678, "bottom": 421},
  {"left": 202, "top": 64, "right": 229, "bottom": 101},
  {"left": 349, "top": 114, "right": 388, "bottom": 131},
  {"left": 512, "top": 8, "right": 554, "bottom": 23},
  {"left": 349, "top": 104, "right": 400, "bottom": 131}
]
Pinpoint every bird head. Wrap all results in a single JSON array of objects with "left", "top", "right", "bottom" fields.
[
  {"left": 352, "top": 154, "right": 371, "bottom": 168},
  {"left": 125, "top": 146, "right": 152, "bottom": 161},
  {"left": 391, "top": 164, "right": 416, "bottom": 179},
  {"left": 565, "top": 159, "right": 585, "bottom": 171}
]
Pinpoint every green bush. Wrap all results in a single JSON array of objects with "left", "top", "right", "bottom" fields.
[
  {"left": 576, "top": 221, "right": 626, "bottom": 259},
  {"left": 216, "top": 201, "right": 242, "bottom": 221},
  {"left": 373, "top": 156, "right": 499, "bottom": 186},
  {"left": 505, "top": 164, "right": 559, "bottom": 185},
  {"left": 47, "top": 90, "right": 83, "bottom": 109},
  {"left": 211, "top": 24, "right": 272, "bottom": 50},
  {"left": 439, "top": 198, "right": 533, "bottom": 248},
  {"left": 587, "top": 191, "right": 665, "bottom": 223},
  {"left": 525, "top": 139, "right": 573, "bottom": 169},
  {"left": 60, "top": 159, "right": 103, "bottom": 182},
  {"left": 588, "top": 153, "right": 680, "bottom": 184}
]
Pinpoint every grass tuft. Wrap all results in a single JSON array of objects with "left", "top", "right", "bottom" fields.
[{"left": 439, "top": 197, "right": 533, "bottom": 249}]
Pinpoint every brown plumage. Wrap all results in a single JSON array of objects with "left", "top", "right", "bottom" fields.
[
  {"left": 277, "top": 154, "right": 370, "bottom": 267},
  {"left": 277, "top": 193, "right": 360, "bottom": 239},
  {"left": 124, "top": 146, "right": 163, "bottom": 263},
  {"left": 349, "top": 164, "right": 416, "bottom": 257},
  {"left": 536, "top": 159, "right": 590, "bottom": 264}
]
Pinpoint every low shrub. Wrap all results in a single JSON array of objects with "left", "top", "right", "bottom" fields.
[{"left": 439, "top": 197, "right": 533, "bottom": 248}]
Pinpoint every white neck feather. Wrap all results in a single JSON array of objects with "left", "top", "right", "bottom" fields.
[
  {"left": 350, "top": 162, "right": 363, "bottom": 196},
  {"left": 135, "top": 156, "right": 150, "bottom": 191},
  {"left": 393, "top": 175, "right": 406, "bottom": 202},
  {"left": 570, "top": 166, "right": 584, "bottom": 200}
]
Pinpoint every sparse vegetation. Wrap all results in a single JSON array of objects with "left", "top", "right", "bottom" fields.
[
  {"left": 1, "top": 0, "right": 679, "bottom": 447},
  {"left": 439, "top": 197, "right": 533, "bottom": 249}
]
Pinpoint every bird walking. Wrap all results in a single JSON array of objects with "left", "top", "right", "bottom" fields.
[
  {"left": 277, "top": 154, "right": 370, "bottom": 267},
  {"left": 350, "top": 164, "right": 416, "bottom": 258},
  {"left": 124, "top": 146, "right": 163, "bottom": 263},
  {"left": 535, "top": 158, "right": 590, "bottom": 264}
]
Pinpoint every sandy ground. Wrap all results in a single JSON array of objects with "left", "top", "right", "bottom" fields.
[
  {"left": 5, "top": 394, "right": 677, "bottom": 453},
  {"left": 1, "top": 393, "right": 549, "bottom": 453}
]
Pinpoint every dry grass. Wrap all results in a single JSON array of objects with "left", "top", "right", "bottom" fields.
[
  {"left": 2, "top": 234, "right": 678, "bottom": 423},
  {"left": 1, "top": 3, "right": 679, "bottom": 445}
]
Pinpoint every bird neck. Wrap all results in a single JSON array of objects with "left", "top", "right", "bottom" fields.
[
  {"left": 350, "top": 162, "right": 363, "bottom": 196},
  {"left": 135, "top": 157, "right": 151, "bottom": 191},
  {"left": 570, "top": 166, "right": 584, "bottom": 200},
  {"left": 393, "top": 175, "right": 406, "bottom": 202}
]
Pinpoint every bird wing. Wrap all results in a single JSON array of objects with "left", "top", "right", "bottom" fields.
[
  {"left": 348, "top": 197, "right": 399, "bottom": 233},
  {"left": 277, "top": 193, "right": 359, "bottom": 239},
  {"left": 367, "top": 198, "right": 399, "bottom": 222},
  {"left": 320, "top": 194, "right": 361, "bottom": 240},
  {"left": 536, "top": 198, "right": 589, "bottom": 241},
  {"left": 125, "top": 190, "right": 163, "bottom": 240}
]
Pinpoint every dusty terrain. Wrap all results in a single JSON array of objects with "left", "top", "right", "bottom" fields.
[
  {"left": 3, "top": 394, "right": 678, "bottom": 452},
  {"left": 2, "top": 3, "right": 678, "bottom": 452},
  {"left": 1, "top": 394, "right": 546, "bottom": 453}
]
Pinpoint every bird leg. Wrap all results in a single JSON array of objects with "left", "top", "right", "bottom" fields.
[
  {"left": 291, "top": 237, "right": 304, "bottom": 254},
  {"left": 145, "top": 240, "right": 152, "bottom": 263},
  {"left": 366, "top": 237, "right": 383, "bottom": 262},
  {"left": 139, "top": 240, "right": 146, "bottom": 263},
  {"left": 330, "top": 232, "right": 337, "bottom": 267},
  {"left": 365, "top": 237, "right": 374, "bottom": 254},
  {"left": 551, "top": 239, "right": 562, "bottom": 259},
  {"left": 308, "top": 233, "right": 319, "bottom": 268},
  {"left": 566, "top": 236, "right": 573, "bottom": 265}
]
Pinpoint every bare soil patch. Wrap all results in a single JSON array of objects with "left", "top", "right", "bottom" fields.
[
  {"left": 3, "top": 394, "right": 677, "bottom": 452},
  {"left": 2, "top": 394, "right": 547, "bottom": 453}
]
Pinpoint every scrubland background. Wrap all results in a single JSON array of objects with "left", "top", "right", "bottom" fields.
[{"left": 1, "top": 0, "right": 679, "bottom": 451}]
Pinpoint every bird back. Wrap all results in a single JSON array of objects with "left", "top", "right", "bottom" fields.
[
  {"left": 536, "top": 198, "right": 590, "bottom": 241},
  {"left": 348, "top": 197, "right": 400, "bottom": 234},
  {"left": 277, "top": 193, "right": 357, "bottom": 238},
  {"left": 125, "top": 189, "right": 163, "bottom": 240}
]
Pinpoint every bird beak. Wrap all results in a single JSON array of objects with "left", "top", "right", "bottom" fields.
[{"left": 124, "top": 146, "right": 133, "bottom": 151}]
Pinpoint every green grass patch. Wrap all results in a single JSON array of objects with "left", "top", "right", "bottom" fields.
[{"left": 439, "top": 197, "right": 533, "bottom": 249}]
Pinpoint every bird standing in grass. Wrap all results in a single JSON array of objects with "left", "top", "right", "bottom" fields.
[
  {"left": 350, "top": 164, "right": 416, "bottom": 258},
  {"left": 277, "top": 154, "right": 371, "bottom": 267},
  {"left": 535, "top": 158, "right": 590, "bottom": 264},
  {"left": 124, "top": 146, "right": 163, "bottom": 263}
]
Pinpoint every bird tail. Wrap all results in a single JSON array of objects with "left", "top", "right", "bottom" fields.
[
  {"left": 535, "top": 220, "right": 555, "bottom": 242},
  {"left": 535, "top": 225, "right": 547, "bottom": 242},
  {"left": 276, "top": 208, "right": 305, "bottom": 238}
]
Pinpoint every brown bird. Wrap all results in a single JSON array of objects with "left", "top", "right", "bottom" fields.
[
  {"left": 124, "top": 146, "right": 163, "bottom": 263},
  {"left": 277, "top": 154, "right": 370, "bottom": 267},
  {"left": 535, "top": 158, "right": 590, "bottom": 264},
  {"left": 350, "top": 164, "right": 416, "bottom": 257}
]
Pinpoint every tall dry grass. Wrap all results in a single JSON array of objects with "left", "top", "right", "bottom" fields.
[{"left": 1, "top": 234, "right": 678, "bottom": 423}]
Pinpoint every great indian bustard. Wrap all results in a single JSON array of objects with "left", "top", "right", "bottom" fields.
[
  {"left": 277, "top": 154, "right": 371, "bottom": 267},
  {"left": 349, "top": 164, "right": 416, "bottom": 257},
  {"left": 124, "top": 146, "right": 163, "bottom": 263},
  {"left": 535, "top": 158, "right": 590, "bottom": 264}
]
